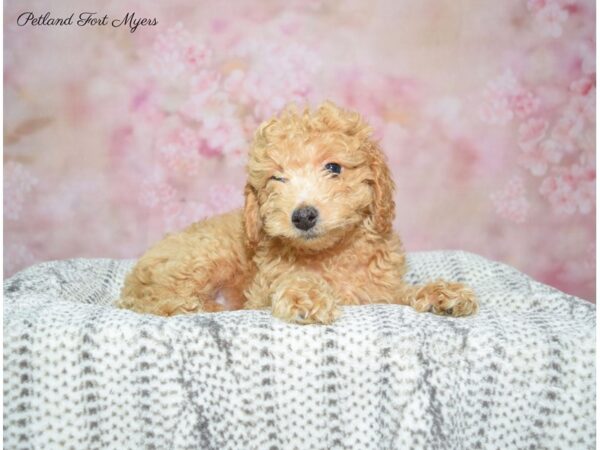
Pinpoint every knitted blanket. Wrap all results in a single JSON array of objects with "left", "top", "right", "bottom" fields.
[{"left": 3, "top": 251, "right": 595, "bottom": 450}]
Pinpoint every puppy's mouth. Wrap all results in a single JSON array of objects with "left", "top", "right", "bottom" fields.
[{"left": 298, "top": 230, "right": 319, "bottom": 240}]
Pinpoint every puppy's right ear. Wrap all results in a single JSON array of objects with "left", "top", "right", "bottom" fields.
[{"left": 243, "top": 184, "right": 262, "bottom": 247}]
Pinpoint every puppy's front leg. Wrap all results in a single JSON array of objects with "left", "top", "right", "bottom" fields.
[
  {"left": 402, "top": 280, "right": 479, "bottom": 317},
  {"left": 272, "top": 272, "right": 342, "bottom": 324},
  {"left": 246, "top": 271, "right": 341, "bottom": 324}
]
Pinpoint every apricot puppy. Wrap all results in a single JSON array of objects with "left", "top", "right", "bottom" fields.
[{"left": 118, "top": 101, "right": 478, "bottom": 324}]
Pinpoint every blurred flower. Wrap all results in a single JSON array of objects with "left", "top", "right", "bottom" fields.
[
  {"left": 37, "top": 175, "right": 105, "bottom": 221},
  {"left": 491, "top": 176, "right": 530, "bottom": 223},
  {"left": 511, "top": 90, "right": 541, "bottom": 119},
  {"left": 139, "top": 176, "right": 177, "bottom": 210},
  {"left": 518, "top": 117, "right": 548, "bottom": 150},
  {"left": 578, "top": 40, "right": 596, "bottom": 75},
  {"left": 163, "top": 200, "right": 210, "bottom": 233},
  {"left": 488, "top": 69, "right": 520, "bottom": 94},
  {"left": 337, "top": 70, "right": 422, "bottom": 133},
  {"left": 561, "top": 243, "right": 595, "bottom": 285},
  {"left": 186, "top": 71, "right": 223, "bottom": 109},
  {"left": 535, "top": 2, "right": 569, "bottom": 38},
  {"left": 196, "top": 99, "right": 248, "bottom": 164},
  {"left": 565, "top": 93, "right": 595, "bottom": 123},
  {"left": 518, "top": 139, "right": 564, "bottom": 176},
  {"left": 423, "top": 96, "right": 466, "bottom": 138},
  {"left": 150, "top": 23, "right": 212, "bottom": 80},
  {"left": 158, "top": 128, "right": 203, "bottom": 175},
  {"left": 569, "top": 76, "right": 595, "bottom": 95},
  {"left": 479, "top": 97, "right": 514, "bottom": 125},
  {"left": 4, "top": 162, "right": 38, "bottom": 221},
  {"left": 206, "top": 184, "right": 244, "bottom": 213},
  {"left": 540, "top": 159, "right": 595, "bottom": 214},
  {"left": 229, "top": 39, "right": 321, "bottom": 118},
  {"left": 480, "top": 71, "right": 540, "bottom": 124},
  {"left": 551, "top": 112, "right": 584, "bottom": 151},
  {"left": 526, "top": 0, "right": 547, "bottom": 12},
  {"left": 162, "top": 184, "right": 243, "bottom": 232}
]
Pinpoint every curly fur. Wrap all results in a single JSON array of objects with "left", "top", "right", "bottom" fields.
[{"left": 118, "top": 101, "right": 478, "bottom": 323}]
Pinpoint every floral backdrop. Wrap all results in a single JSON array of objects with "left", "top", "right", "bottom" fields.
[{"left": 4, "top": 0, "right": 596, "bottom": 300}]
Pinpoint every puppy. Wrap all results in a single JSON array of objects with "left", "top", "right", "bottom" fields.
[{"left": 118, "top": 101, "right": 478, "bottom": 323}]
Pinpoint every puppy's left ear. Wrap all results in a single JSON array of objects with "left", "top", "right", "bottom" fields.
[
  {"left": 366, "top": 141, "right": 395, "bottom": 235},
  {"left": 243, "top": 184, "right": 262, "bottom": 247}
]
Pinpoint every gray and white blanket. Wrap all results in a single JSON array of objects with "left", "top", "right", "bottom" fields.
[{"left": 3, "top": 251, "right": 596, "bottom": 450}]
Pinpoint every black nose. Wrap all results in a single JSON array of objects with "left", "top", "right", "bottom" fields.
[{"left": 291, "top": 206, "right": 319, "bottom": 231}]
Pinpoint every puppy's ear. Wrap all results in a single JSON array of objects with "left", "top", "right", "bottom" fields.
[
  {"left": 243, "top": 184, "right": 262, "bottom": 247},
  {"left": 366, "top": 141, "right": 395, "bottom": 235}
]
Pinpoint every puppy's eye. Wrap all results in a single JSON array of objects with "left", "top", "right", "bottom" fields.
[
  {"left": 324, "top": 162, "right": 342, "bottom": 175},
  {"left": 269, "top": 175, "right": 286, "bottom": 183}
]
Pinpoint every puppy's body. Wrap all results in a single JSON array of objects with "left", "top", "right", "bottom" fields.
[
  {"left": 120, "top": 211, "right": 253, "bottom": 315},
  {"left": 119, "top": 102, "right": 478, "bottom": 323},
  {"left": 120, "top": 209, "right": 406, "bottom": 318}
]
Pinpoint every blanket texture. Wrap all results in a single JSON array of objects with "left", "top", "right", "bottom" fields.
[{"left": 3, "top": 251, "right": 596, "bottom": 450}]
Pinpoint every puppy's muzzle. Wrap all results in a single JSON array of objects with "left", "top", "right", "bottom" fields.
[{"left": 291, "top": 206, "right": 319, "bottom": 231}]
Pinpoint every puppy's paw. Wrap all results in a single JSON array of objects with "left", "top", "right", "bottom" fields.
[
  {"left": 271, "top": 278, "right": 340, "bottom": 325},
  {"left": 415, "top": 280, "right": 479, "bottom": 317}
]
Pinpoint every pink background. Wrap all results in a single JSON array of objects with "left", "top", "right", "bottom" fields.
[{"left": 4, "top": 0, "right": 596, "bottom": 300}]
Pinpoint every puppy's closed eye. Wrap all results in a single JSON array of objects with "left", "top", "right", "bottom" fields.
[{"left": 269, "top": 175, "right": 287, "bottom": 183}]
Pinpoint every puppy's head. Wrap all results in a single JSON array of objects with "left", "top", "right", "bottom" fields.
[{"left": 244, "top": 101, "right": 395, "bottom": 251}]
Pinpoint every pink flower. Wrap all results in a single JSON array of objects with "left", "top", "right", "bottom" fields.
[
  {"left": 539, "top": 139, "right": 565, "bottom": 163},
  {"left": 510, "top": 90, "right": 541, "bottom": 118},
  {"left": 162, "top": 184, "right": 243, "bottom": 232},
  {"left": 139, "top": 177, "right": 177, "bottom": 210},
  {"left": 180, "top": 92, "right": 248, "bottom": 164},
  {"left": 561, "top": 243, "right": 595, "bottom": 286},
  {"left": 37, "top": 175, "right": 106, "bottom": 220},
  {"left": 202, "top": 117, "right": 247, "bottom": 162},
  {"left": 578, "top": 40, "right": 596, "bottom": 75},
  {"left": 518, "top": 117, "right": 548, "bottom": 150},
  {"left": 551, "top": 113, "right": 584, "bottom": 151},
  {"left": 336, "top": 70, "right": 422, "bottom": 126},
  {"left": 584, "top": 89, "right": 595, "bottom": 122},
  {"left": 535, "top": 3, "right": 569, "bottom": 38},
  {"left": 527, "top": 0, "right": 547, "bottom": 12},
  {"left": 539, "top": 174, "right": 575, "bottom": 214},
  {"left": 184, "top": 43, "right": 211, "bottom": 68},
  {"left": 229, "top": 39, "right": 321, "bottom": 119},
  {"left": 197, "top": 105, "right": 248, "bottom": 164},
  {"left": 518, "top": 139, "right": 564, "bottom": 176},
  {"left": 570, "top": 76, "right": 595, "bottom": 96},
  {"left": 487, "top": 70, "right": 520, "bottom": 94},
  {"left": 566, "top": 95, "right": 592, "bottom": 119},
  {"left": 490, "top": 176, "right": 530, "bottom": 223},
  {"left": 206, "top": 184, "right": 244, "bottom": 214},
  {"left": 540, "top": 161, "right": 595, "bottom": 214},
  {"left": 187, "top": 70, "right": 222, "bottom": 104},
  {"left": 164, "top": 201, "right": 210, "bottom": 232},
  {"left": 223, "top": 69, "right": 251, "bottom": 104},
  {"left": 150, "top": 23, "right": 212, "bottom": 80},
  {"left": 480, "top": 71, "right": 540, "bottom": 124},
  {"left": 158, "top": 127, "right": 204, "bottom": 175},
  {"left": 570, "top": 161, "right": 596, "bottom": 214},
  {"left": 574, "top": 184, "right": 594, "bottom": 214},
  {"left": 4, "top": 162, "right": 38, "bottom": 221},
  {"left": 479, "top": 95, "right": 513, "bottom": 125}
]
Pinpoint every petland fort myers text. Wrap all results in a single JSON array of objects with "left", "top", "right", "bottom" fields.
[{"left": 17, "top": 12, "right": 157, "bottom": 33}]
